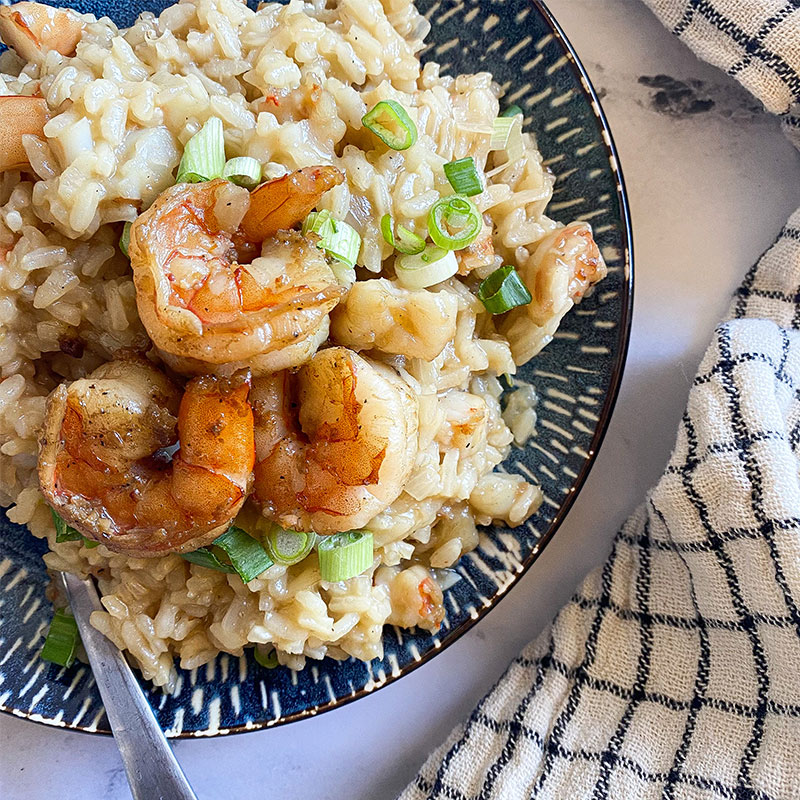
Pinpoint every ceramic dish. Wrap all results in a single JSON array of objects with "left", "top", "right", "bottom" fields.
[{"left": 0, "top": 0, "right": 633, "bottom": 736}]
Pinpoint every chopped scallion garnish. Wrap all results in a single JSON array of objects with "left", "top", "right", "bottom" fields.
[
  {"left": 181, "top": 547, "right": 236, "bottom": 574},
  {"left": 213, "top": 525, "right": 273, "bottom": 583},
  {"left": 176, "top": 117, "right": 226, "bottom": 184},
  {"left": 395, "top": 246, "right": 458, "bottom": 289},
  {"left": 427, "top": 194, "right": 482, "bottom": 251},
  {"left": 362, "top": 100, "right": 418, "bottom": 151},
  {"left": 50, "top": 508, "right": 102, "bottom": 549},
  {"left": 265, "top": 525, "right": 315, "bottom": 566},
  {"left": 41, "top": 608, "right": 79, "bottom": 668},
  {"left": 318, "top": 530, "right": 374, "bottom": 582},
  {"left": 302, "top": 209, "right": 336, "bottom": 240},
  {"left": 500, "top": 104, "right": 524, "bottom": 117},
  {"left": 322, "top": 219, "right": 360, "bottom": 270},
  {"left": 222, "top": 156, "right": 262, "bottom": 189},
  {"left": 443, "top": 157, "right": 483, "bottom": 197},
  {"left": 380, "top": 213, "right": 426, "bottom": 255},
  {"left": 51, "top": 508, "right": 82, "bottom": 543},
  {"left": 490, "top": 115, "right": 524, "bottom": 162},
  {"left": 477, "top": 265, "right": 532, "bottom": 314},
  {"left": 253, "top": 645, "right": 279, "bottom": 669},
  {"left": 119, "top": 221, "right": 131, "bottom": 258},
  {"left": 302, "top": 210, "right": 361, "bottom": 270}
]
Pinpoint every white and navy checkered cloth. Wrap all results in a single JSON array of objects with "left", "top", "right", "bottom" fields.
[{"left": 400, "top": 2, "right": 800, "bottom": 798}]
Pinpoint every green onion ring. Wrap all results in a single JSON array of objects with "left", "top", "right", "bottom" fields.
[
  {"left": 380, "top": 213, "right": 426, "bottom": 255},
  {"left": 362, "top": 100, "right": 418, "bottom": 151},
  {"left": 427, "top": 194, "right": 482, "bottom": 250}
]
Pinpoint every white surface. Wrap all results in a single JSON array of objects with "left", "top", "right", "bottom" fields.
[{"left": 2, "top": 1, "right": 800, "bottom": 798}]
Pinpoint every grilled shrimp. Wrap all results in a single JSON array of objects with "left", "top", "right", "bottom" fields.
[
  {"left": 500, "top": 222, "right": 606, "bottom": 364},
  {"left": 240, "top": 165, "right": 344, "bottom": 241},
  {"left": 251, "top": 347, "right": 419, "bottom": 534},
  {"left": 0, "top": 95, "right": 49, "bottom": 173},
  {"left": 0, "top": 2, "right": 83, "bottom": 63},
  {"left": 329, "top": 278, "right": 459, "bottom": 360},
  {"left": 129, "top": 173, "right": 345, "bottom": 376},
  {"left": 38, "top": 359, "right": 255, "bottom": 556}
]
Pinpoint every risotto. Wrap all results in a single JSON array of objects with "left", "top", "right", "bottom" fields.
[{"left": 0, "top": 0, "right": 606, "bottom": 688}]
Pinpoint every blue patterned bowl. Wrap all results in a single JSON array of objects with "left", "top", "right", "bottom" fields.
[{"left": 0, "top": 0, "right": 632, "bottom": 736}]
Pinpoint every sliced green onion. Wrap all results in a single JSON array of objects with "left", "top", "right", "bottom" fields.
[
  {"left": 50, "top": 509, "right": 102, "bottom": 549},
  {"left": 490, "top": 115, "right": 524, "bottom": 162},
  {"left": 302, "top": 209, "right": 336, "bottom": 240},
  {"left": 500, "top": 104, "right": 523, "bottom": 117},
  {"left": 322, "top": 219, "right": 360, "bottom": 269},
  {"left": 213, "top": 525, "right": 273, "bottom": 583},
  {"left": 119, "top": 221, "right": 131, "bottom": 258},
  {"left": 265, "top": 525, "right": 315, "bottom": 566},
  {"left": 477, "top": 265, "right": 532, "bottom": 314},
  {"left": 41, "top": 608, "right": 79, "bottom": 668},
  {"left": 443, "top": 157, "right": 483, "bottom": 197},
  {"left": 176, "top": 117, "right": 226, "bottom": 184},
  {"left": 427, "top": 194, "right": 482, "bottom": 251},
  {"left": 302, "top": 210, "right": 361, "bottom": 270},
  {"left": 51, "top": 508, "right": 81, "bottom": 543},
  {"left": 318, "top": 530, "right": 374, "bottom": 582},
  {"left": 380, "top": 213, "right": 426, "bottom": 255},
  {"left": 222, "top": 156, "right": 262, "bottom": 189},
  {"left": 181, "top": 547, "right": 236, "bottom": 574},
  {"left": 253, "top": 644, "right": 279, "bottom": 669},
  {"left": 395, "top": 245, "right": 458, "bottom": 289},
  {"left": 362, "top": 100, "right": 417, "bottom": 151}
]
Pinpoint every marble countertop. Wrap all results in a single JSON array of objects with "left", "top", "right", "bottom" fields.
[{"left": 3, "top": 1, "right": 800, "bottom": 798}]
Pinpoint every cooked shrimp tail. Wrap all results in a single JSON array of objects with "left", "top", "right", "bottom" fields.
[
  {"left": 0, "top": 2, "right": 83, "bottom": 63},
  {"left": 252, "top": 346, "right": 418, "bottom": 534},
  {"left": 38, "top": 359, "right": 255, "bottom": 556},
  {"left": 0, "top": 95, "right": 49, "bottom": 173},
  {"left": 240, "top": 165, "right": 344, "bottom": 241}
]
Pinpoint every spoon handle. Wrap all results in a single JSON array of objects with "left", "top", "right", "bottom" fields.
[{"left": 59, "top": 571, "right": 199, "bottom": 800}]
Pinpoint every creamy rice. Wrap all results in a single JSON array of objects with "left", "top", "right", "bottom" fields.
[{"left": 0, "top": 0, "right": 601, "bottom": 688}]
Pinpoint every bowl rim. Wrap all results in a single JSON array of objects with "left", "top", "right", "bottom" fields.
[{"left": 1, "top": 0, "right": 634, "bottom": 739}]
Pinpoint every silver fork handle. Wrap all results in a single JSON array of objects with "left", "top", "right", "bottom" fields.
[{"left": 60, "top": 571, "right": 198, "bottom": 800}]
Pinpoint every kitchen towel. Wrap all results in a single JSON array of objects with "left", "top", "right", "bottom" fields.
[{"left": 400, "top": 2, "right": 800, "bottom": 798}]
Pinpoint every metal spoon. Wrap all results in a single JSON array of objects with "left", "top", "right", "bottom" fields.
[{"left": 58, "top": 571, "right": 198, "bottom": 800}]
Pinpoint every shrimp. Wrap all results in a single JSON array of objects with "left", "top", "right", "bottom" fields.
[
  {"left": 0, "top": 2, "right": 84, "bottom": 63},
  {"left": 375, "top": 564, "right": 445, "bottom": 632},
  {"left": 129, "top": 176, "right": 345, "bottom": 376},
  {"left": 240, "top": 165, "right": 343, "bottom": 241},
  {"left": 329, "top": 278, "right": 459, "bottom": 360},
  {"left": 251, "top": 346, "right": 418, "bottom": 534},
  {"left": 38, "top": 359, "right": 255, "bottom": 556},
  {"left": 0, "top": 95, "right": 49, "bottom": 173},
  {"left": 499, "top": 222, "right": 607, "bottom": 365}
]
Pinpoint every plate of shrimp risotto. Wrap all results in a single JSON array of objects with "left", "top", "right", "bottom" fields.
[{"left": 0, "top": 0, "right": 632, "bottom": 734}]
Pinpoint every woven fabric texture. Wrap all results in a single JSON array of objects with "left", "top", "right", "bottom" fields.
[
  {"left": 400, "top": 3, "right": 800, "bottom": 797},
  {"left": 400, "top": 214, "right": 800, "bottom": 800}
]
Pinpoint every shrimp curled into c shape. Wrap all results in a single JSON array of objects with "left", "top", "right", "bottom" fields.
[
  {"left": 251, "top": 347, "right": 419, "bottom": 535},
  {"left": 38, "top": 359, "right": 255, "bottom": 556},
  {"left": 129, "top": 168, "right": 345, "bottom": 376}
]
